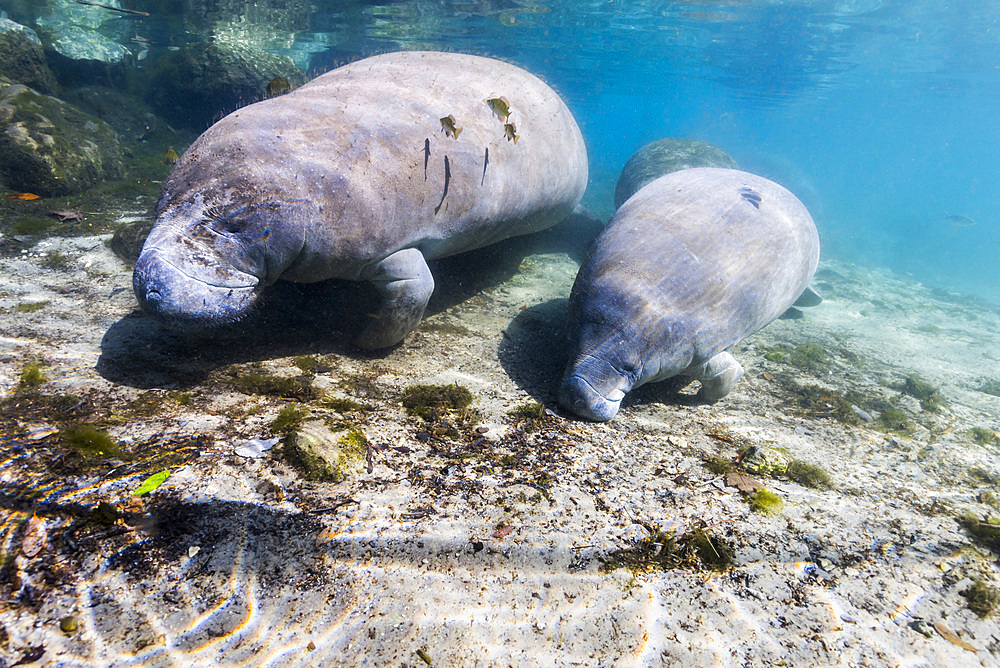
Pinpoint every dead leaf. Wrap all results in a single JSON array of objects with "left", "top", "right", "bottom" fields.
[
  {"left": 7, "top": 192, "right": 40, "bottom": 201},
  {"left": 21, "top": 514, "right": 47, "bottom": 558},
  {"left": 933, "top": 621, "right": 979, "bottom": 651},
  {"left": 491, "top": 524, "right": 515, "bottom": 539},
  {"left": 726, "top": 471, "right": 764, "bottom": 492}
]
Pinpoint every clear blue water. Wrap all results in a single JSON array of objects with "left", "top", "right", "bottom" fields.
[{"left": 6, "top": 0, "right": 999, "bottom": 302}]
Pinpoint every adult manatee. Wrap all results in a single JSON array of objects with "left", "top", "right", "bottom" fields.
[
  {"left": 560, "top": 168, "right": 820, "bottom": 421},
  {"left": 614, "top": 138, "right": 738, "bottom": 209},
  {"left": 133, "top": 51, "right": 588, "bottom": 348}
]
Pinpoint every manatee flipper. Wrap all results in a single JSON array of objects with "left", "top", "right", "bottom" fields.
[
  {"left": 689, "top": 351, "right": 745, "bottom": 402},
  {"left": 793, "top": 286, "right": 823, "bottom": 307},
  {"left": 355, "top": 248, "right": 435, "bottom": 349}
]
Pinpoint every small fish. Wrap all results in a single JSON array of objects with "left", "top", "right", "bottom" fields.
[
  {"left": 7, "top": 192, "right": 40, "bottom": 200},
  {"left": 486, "top": 96, "right": 511, "bottom": 122},
  {"left": 481, "top": 147, "right": 489, "bottom": 185},
  {"left": 943, "top": 214, "right": 976, "bottom": 227},
  {"left": 423, "top": 138, "right": 430, "bottom": 180},
  {"left": 163, "top": 148, "right": 179, "bottom": 164},
  {"left": 266, "top": 76, "right": 291, "bottom": 97},
  {"left": 440, "top": 115, "right": 461, "bottom": 140},
  {"left": 50, "top": 209, "right": 83, "bottom": 222},
  {"left": 434, "top": 155, "right": 451, "bottom": 215},
  {"left": 503, "top": 122, "right": 518, "bottom": 144}
]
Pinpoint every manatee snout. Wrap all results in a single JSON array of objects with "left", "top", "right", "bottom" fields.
[
  {"left": 558, "top": 355, "right": 632, "bottom": 422},
  {"left": 133, "top": 249, "right": 259, "bottom": 328}
]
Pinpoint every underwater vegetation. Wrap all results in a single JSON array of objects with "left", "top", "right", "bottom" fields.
[
  {"left": 958, "top": 513, "right": 1000, "bottom": 555},
  {"left": 961, "top": 580, "right": 999, "bottom": 618},
  {"left": 271, "top": 405, "right": 308, "bottom": 434},
  {"left": 763, "top": 343, "right": 828, "bottom": 373},
  {"left": 900, "top": 374, "right": 946, "bottom": 411},
  {"left": 60, "top": 423, "right": 121, "bottom": 461},
  {"left": 600, "top": 520, "right": 735, "bottom": 575},
  {"left": 401, "top": 383, "right": 475, "bottom": 421},
  {"left": 747, "top": 489, "right": 783, "bottom": 515},
  {"left": 227, "top": 364, "right": 317, "bottom": 401},
  {"left": 785, "top": 459, "right": 833, "bottom": 489},
  {"left": 12, "top": 301, "right": 48, "bottom": 313},
  {"left": 17, "top": 362, "right": 46, "bottom": 391},
  {"left": 977, "top": 380, "right": 1000, "bottom": 397},
  {"left": 968, "top": 427, "right": 1000, "bottom": 446}
]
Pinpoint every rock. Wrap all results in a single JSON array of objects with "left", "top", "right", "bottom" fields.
[
  {"left": 283, "top": 421, "right": 367, "bottom": 482},
  {"left": 41, "top": 25, "right": 131, "bottom": 86},
  {"left": 0, "top": 78, "right": 123, "bottom": 196},
  {"left": 614, "top": 138, "right": 739, "bottom": 209},
  {"left": 740, "top": 445, "right": 791, "bottom": 477},
  {"left": 0, "top": 19, "right": 58, "bottom": 94},
  {"left": 146, "top": 39, "right": 303, "bottom": 129},
  {"left": 63, "top": 85, "right": 162, "bottom": 143}
]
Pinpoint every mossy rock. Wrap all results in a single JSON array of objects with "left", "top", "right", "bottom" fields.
[
  {"left": 0, "top": 19, "right": 57, "bottom": 94},
  {"left": 740, "top": 445, "right": 789, "bottom": 476},
  {"left": 0, "top": 78, "right": 122, "bottom": 196},
  {"left": 283, "top": 421, "right": 367, "bottom": 482},
  {"left": 614, "top": 138, "right": 738, "bottom": 208},
  {"left": 146, "top": 39, "right": 303, "bottom": 130}
]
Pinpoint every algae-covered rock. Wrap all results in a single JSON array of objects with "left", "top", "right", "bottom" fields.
[
  {"left": 0, "top": 78, "right": 122, "bottom": 196},
  {"left": 283, "top": 421, "right": 367, "bottom": 482},
  {"left": 740, "top": 445, "right": 790, "bottom": 476},
  {"left": 614, "top": 138, "right": 739, "bottom": 208},
  {"left": 146, "top": 39, "right": 303, "bottom": 129},
  {"left": 0, "top": 19, "right": 57, "bottom": 94}
]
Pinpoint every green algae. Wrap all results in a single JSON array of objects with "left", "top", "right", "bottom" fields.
[
  {"left": 785, "top": 459, "right": 833, "bottom": 489},
  {"left": 901, "top": 374, "right": 946, "bottom": 411},
  {"left": 600, "top": 522, "right": 734, "bottom": 575},
  {"left": 748, "top": 488, "right": 783, "bottom": 515},
  {"left": 229, "top": 366, "right": 315, "bottom": 400},
  {"left": 876, "top": 407, "right": 912, "bottom": 435},
  {"left": 12, "top": 301, "right": 48, "bottom": 313},
  {"left": 958, "top": 513, "right": 1000, "bottom": 555},
  {"left": 17, "top": 363, "right": 46, "bottom": 391},
  {"left": 788, "top": 343, "right": 827, "bottom": 372},
  {"left": 507, "top": 402, "right": 545, "bottom": 420},
  {"left": 977, "top": 380, "right": 1000, "bottom": 397},
  {"left": 702, "top": 454, "right": 735, "bottom": 475},
  {"left": 60, "top": 423, "right": 120, "bottom": 459},
  {"left": 271, "top": 405, "right": 308, "bottom": 435},
  {"left": 968, "top": 427, "right": 1000, "bottom": 446},
  {"left": 401, "top": 383, "right": 474, "bottom": 421},
  {"left": 961, "top": 580, "right": 999, "bottom": 618},
  {"left": 41, "top": 251, "right": 69, "bottom": 269}
]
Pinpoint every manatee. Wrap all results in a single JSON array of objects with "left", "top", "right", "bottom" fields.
[
  {"left": 133, "top": 51, "right": 588, "bottom": 348},
  {"left": 614, "top": 138, "right": 738, "bottom": 209},
  {"left": 560, "top": 168, "right": 820, "bottom": 422}
]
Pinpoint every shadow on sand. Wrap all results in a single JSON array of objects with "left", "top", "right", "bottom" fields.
[{"left": 97, "top": 211, "right": 604, "bottom": 389}]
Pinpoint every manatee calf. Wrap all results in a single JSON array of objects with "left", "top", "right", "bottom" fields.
[
  {"left": 560, "top": 168, "right": 820, "bottom": 421},
  {"left": 133, "top": 51, "right": 587, "bottom": 348}
]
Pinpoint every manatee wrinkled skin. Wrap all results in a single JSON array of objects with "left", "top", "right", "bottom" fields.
[
  {"left": 613, "top": 138, "right": 738, "bottom": 209},
  {"left": 133, "top": 51, "right": 588, "bottom": 348},
  {"left": 560, "top": 168, "right": 820, "bottom": 422}
]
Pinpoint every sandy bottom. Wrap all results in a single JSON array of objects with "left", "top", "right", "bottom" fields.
[{"left": 0, "top": 214, "right": 998, "bottom": 666}]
